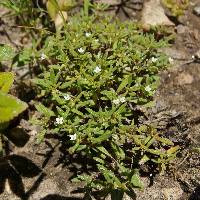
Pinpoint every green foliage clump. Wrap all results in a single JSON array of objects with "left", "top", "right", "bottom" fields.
[
  {"left": 0, "top": 0, "right": 52, "bottom": 36},
  {"left": 32, "top": 11, "right": 178, "bottom": 198},
  {"left": 162, "top": 0, "right": 189, "bottom": 17}
]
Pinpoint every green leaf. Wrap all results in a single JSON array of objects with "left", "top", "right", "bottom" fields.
[
  {"left": 0, "top": 72, "right": 14, "bottom": 93},
  {"left": 0, "top": 91, "right": 28, "bottom": 123},
  {"left": 111, "top": 142, "right": 125, "bottom": 160},
  {"left": 46, "top": 0, "right": 59, "bottom": 19},
  {"left": 148, "top": 149, "right": 162, "bottom": 155},
  {"left": 139, "top": 155, "right": 150, "bottom": 165},
  {"left": 93, "top": 157, "right": 105, "bottom": 164},
  {"left": 36, "top": 130, "right": 46, "bottom": 144},
  {"left": 72, "top": 174, "right": 92, "bottom": 183},
  {"left": 91, "top": 130, "right": 112, "bottom": 144},
  {"left": 131, "top": 173, "right": 143, "bottom": 188},
  {"left": 157, "top": 137, "right": 174, "bottom": 146},
  {"left": 71, "top": 108, "right": 84, "bottom": 117},
  {"left": 97, "top": 146, "right": 112, "bottom": 158},
  {"left": 167, "top": 146, "right": 179, "bottom": 155},
  {"left": 35, "top": 103, "right": 55, "bottom": 118},
  {"left": 97, "top": 164, "right": 115, "bottom": 183},
  {"left": 0, "top": 44, "right": 15, "bottom": 62},
  {"left": 33, "top": 78, "right": 52, "bottom": 89},
  {"left": 117, "top": 75, "right": 132, "bottom": 93}
]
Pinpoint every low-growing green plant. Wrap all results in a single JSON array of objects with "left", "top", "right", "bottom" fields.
[
  {"left": 162, "top": 0, "right": 189, "bottom": 17},
  {"left": 31, "top": 4, "right": 179, "bottom": 199},
  {"left": 0, "top": 0, "right": 53, "bottom": 38}
]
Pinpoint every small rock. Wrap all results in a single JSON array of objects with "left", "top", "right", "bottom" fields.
[
  {"left": 193, "top": 49, "right": 200, "bottom": 62},
  {"left": 193, "top": 5, "right": 200, "bottom": 16},
  {"left": 141, "top": 0, "right": 175, "bottom": 27},
  {"left": 176, "top": 25, "right": 188, "bottom": 34}
]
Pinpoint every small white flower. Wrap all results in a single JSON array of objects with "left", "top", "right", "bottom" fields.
[
  {"left": 40, "top": 53, "right": 47, "bottom": 60},
  {"left": 151, "top": 57, "right": 158, "bottom": 63},
  {"left": 78, "top": 48, "right": 85, "bottom": 53},
  {"left": 64, "top": 94, "right": 71, "bottom": 100},
  {"left": 55, "top": 117, "right": 64, "bottom": 125},
  {"left": 113, "top": 96, "right": 126, "bottom": 105},
  {"left": 95, "top": 39, "right": 99, "bottom": 43},
  {"left": 85, "top": 32, "right": 91, "bottom": 37},
  {"left": 135, "top": 83, "right": 139, "bottom": 87},
  {"left": 69, "top": 133, "right": 77, "bottom": 140},
  {"left": 94, "top": 66, "right": 101, "bottom": 73},
  {"left": 120, "top": 97, "right": 126, "bottom": 103},
  {"left": 125, "top": 67, "right": 131, "bottom": 71},
  {"left": 168, "top": 57, "right": 174, "bottom": 64},
  {"left": 126, "top": 118, "right": 131, "bottom": 124},
  {"left": 113, "top": 99, "right": 120, "bottom": 105},
  {"left": 145, "top": 85, "right": 151, "bottom": 92}
]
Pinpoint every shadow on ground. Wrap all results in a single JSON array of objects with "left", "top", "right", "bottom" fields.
[
  {"left": 40, "top": 194, "right": 83, "bottom": 200},
  {"left": 189, "top": 185, "right": 200, "bottom": 200},
  {"left": 0, "top": 154, "right": 45, "bottom": 200}
]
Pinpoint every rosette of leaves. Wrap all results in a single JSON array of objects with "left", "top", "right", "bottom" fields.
[{"left": 33, "top": 9, "right": 178, "bottom": 199}]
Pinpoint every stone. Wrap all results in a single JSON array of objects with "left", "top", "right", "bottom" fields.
[
  {"left": 176, "top": 25, "right": 188, "bottom": 34},
  {"left": 141, "top": 0, "right": 175, "bottom": 27},
  {"left": 193, "top": 5, "right": 200, "bottom": 16}
]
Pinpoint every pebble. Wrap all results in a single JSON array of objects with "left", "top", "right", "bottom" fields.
[{"left": 193, "top": 5, "right": 200, "bottom": 16}]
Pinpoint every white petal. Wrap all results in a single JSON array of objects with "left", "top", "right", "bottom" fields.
[
  {"left": 94, "top": 66, "right": 101, "bottom": 73},
  {"left": 151, "top": 57, "right": 158, "bottom": 62},
  {"left": 113, "top": 99, "right": 120, "bottom": 105},
  {"left": 120, "top": 97, "right": 126, "bottom": 103},
  {"left": 64, "top": 94, "right": 71, "bottom": 100},
  {"left": 169, "top": 57, "right": 174, "bottom": 64},
  {"left": 40, "top": 53, "right": 47, "bottom": 60},
  {"left": 85, "top": 32, "right": 91, "bottom": 37},
  {"left": 145, "top": 85, "right": 151, "bottom": 92},
  {"left": 78, "top": 48, "right": 85, "bottom": 53},
  {"left": 69, "top": 134, "right": 77, "bottom": 140}
]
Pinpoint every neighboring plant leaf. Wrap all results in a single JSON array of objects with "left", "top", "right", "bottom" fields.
[
  {"left": 46, "top": 0, "right": 58, "bottom": 20},
  {"left": 0, "top": 72, "right": 14, "bottom": 93},
  {"left": 0, "top": 91, "right": 28, "bottom": 123},
  {"left": 131, "top": 173, "right": 143, "bottom": 188},
  {"left": 47, "top": 0, "right": 75, "bottom": 29},
  {"left": 0, "top": 44, "right": 15, "bottom": 62},
  {"left": 54, "top": 11, "right": 68, "bottom": 30}
]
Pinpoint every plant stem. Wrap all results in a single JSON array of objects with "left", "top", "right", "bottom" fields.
[{"left": 0, "top": 134, "right": 3, "bottom": 157}]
